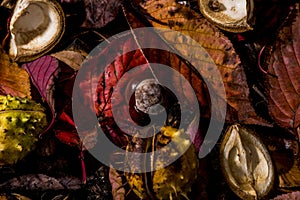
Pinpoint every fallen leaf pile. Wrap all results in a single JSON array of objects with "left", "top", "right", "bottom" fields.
[{"left": 0, "top": 0, "right": 299, "bottom": 199}]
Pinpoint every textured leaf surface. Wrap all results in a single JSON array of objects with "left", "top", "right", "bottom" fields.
[
  {"left": 0, "top": 47, "right": 30, "bottom": 98},
  {"left": 127, "top": 0, "right": 265, "bottom": 125},
  {"left": 22, "top": 56, "right": 60, "bottom": 132},
  {"left": 77, "top": 14, "right": 209, "bottom": 150},
  {"left": 109, "top": 168, "right": 125, "bottom": 200},
  {"left": 52, "top": 50, "right": 86, "bottom": 71},
  {"left": 0, "top": 174, "right": 81, "bottom": 190},
  {"left": 77, "top": 42, "right": 148, "bottom": 147},
  {"left": 81, "top": 0, "right": 121, "bottom": 28},
  {"left": 267, "top": 5, "right": 300, "bottom": 135}
]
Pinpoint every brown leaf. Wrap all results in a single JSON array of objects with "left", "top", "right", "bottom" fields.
[
  {"left": 0, "top": 174, "right": 81, "bottom": 191},
  {"left": 126, "top": 0, "right": 266, "bottom": 125},
  {"left": 81, "top": 0, "right": 121, "bottom": 28},
  {"left": 266, "top": 4, "right": 300, "bottom": 136},
  {"left": 52, "top": 50, "right": 86, "bottom": 71},
  {"left": 0, "top": 46, "right": 30, "bottom": 98},
  {"left": 109, "top": 168, "right": 125, "bottom": 200}
]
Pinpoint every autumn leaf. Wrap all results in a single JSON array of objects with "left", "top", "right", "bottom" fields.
[
  {"left": 22, "top": 55, "right": 60, "bottom": 133},
  {"left": 0, "top": 174, "right": 81, "bottom": 191},
  {"left": 109, "top": 168, "right": 125, "bottom": 200},
  {"left": 0, "top": 46, "right": 31, "bottom": 98},
  {"left": 266, "top": 4, "right": 300, "bottom": 137},
  {"left": 126, "top": 0, "right": 266, "bottom": 125},
  {"left": 81, "top": 0, "right": 122, "bottom": 29},
  {"left": 76, "top": 42, "right": 149, "bottom": 147},
  {"left": 52, "top": 50, "right": 86, "bottom": 71}
]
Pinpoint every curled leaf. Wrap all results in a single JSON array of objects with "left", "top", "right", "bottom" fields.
[
  {"left": 0, "top": 46, "right": 30, "bottom": 98},
  {"left": 220, "top": 124, "right": 274, "bottom": 199},
  {"left": 266, "top": 4, "right": 300, "bottom": 136}
]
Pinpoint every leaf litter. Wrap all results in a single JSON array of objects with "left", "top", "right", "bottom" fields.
[{"left": 0, "top": 0, "right": 299, "bottom": 199}]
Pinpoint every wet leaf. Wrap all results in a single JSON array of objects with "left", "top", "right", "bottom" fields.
[
  {"left": 0, "top": 46, "right": 30, "bottom": 98},
  {"left": 220, "top": 124, "right": 274, "bottom": 199},
  {"left": 109, "top": 168, "right": 125, "bottom": 200},
  {"left": 22, "top": 55, "right": 60, "bottom": 133},
  {"left": 81, "top": 0, "right": 122, "bottom": 29},
  {"left": 266, "top": 4, "right": 300, "bottom": 137},
  {"left": 126, "top": 0, "right": 266, "bottom": 125}
]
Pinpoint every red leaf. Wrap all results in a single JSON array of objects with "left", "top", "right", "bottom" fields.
[{"left": 266, "top": 4, "right": 300, "bottom": 136}]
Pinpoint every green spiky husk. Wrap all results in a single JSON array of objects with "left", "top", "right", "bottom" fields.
[
  {"left": 0, "top": 95, "right": 47, "bottom": 165},
  {"left": 125, "top": 126, "right": 199, "bottom": 200}
]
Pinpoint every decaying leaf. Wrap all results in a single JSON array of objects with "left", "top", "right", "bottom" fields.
[
  {"left": 0, "top": 46, "right": 30, "bottom": 98},
  {"left": 266, "top": 4, "right": 300, "bottom": 137},
  {"left": 126, "top": 0, "right": 266, "bottom": 125},
  {"left": 109, "top": 167, "right": 125, "bottom": 200},
  {"left": 81, "top": 0, "right": 121, "bottom": 29},
  {"left": 0, "top": 193, "right": 31, "bottom": 200},
  {"left": 125, "top": 126, "right": 199, "bottom": 200},
  {"left": 220, "top": 124, "right": 274, "bottom": 199},
  {"left": 22, "top": 55, "right": 60, "bottom": 134},
  {"left": 0, "top": 174, "right": 81, "bottom": 191},
  {"left": 258, "top": 129, "right": 300, "bottom": 190},
  {"left": 8, "top": 0, "right": 65, "bottom": 62}
]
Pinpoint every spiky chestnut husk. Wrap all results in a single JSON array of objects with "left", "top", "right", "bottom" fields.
[
  {"left": 125, "top": 126, "right": 199, "bottom": 200},
  {"left": 0, "top": 95, "right": 47, "bottom": 165}
]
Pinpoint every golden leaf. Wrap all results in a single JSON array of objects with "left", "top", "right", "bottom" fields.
[{"left": 0, "top": 46, "right": 30, "bottom": 98}]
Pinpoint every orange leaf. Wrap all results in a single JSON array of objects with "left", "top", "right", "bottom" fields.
[{"left": 0, "top": 46, "right": 30, "bottom": 98}]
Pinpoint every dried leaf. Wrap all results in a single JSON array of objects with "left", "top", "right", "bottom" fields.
[
  {"left": 109, "top": 168, "right": 125, "bottom": 200},
  {"left": 52, "top": 50, "right": 86, "bottom": 71},
  {"left": 0, "top": 46, "right": 30, "bottom": 98},
  {"left": 127, "top": 0, "right": 266, "bottom": 125},
  {"left": 81, "top": 0, "right": 122, "bottom": 28},
  {"left": 220, "top": 124, "right": 274, "bottom": 199},
  {"left": 22, "top": 56, "right": 60, "bottom": 133},
  {"left": 75, "top": 39, "right": 149, "bottom": 147},
  {"left": 266, "top": 4, "right": 300, "bottom": 136},
  {"left": 0, "top": 174, "right": 81, "bottom": 191}
]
